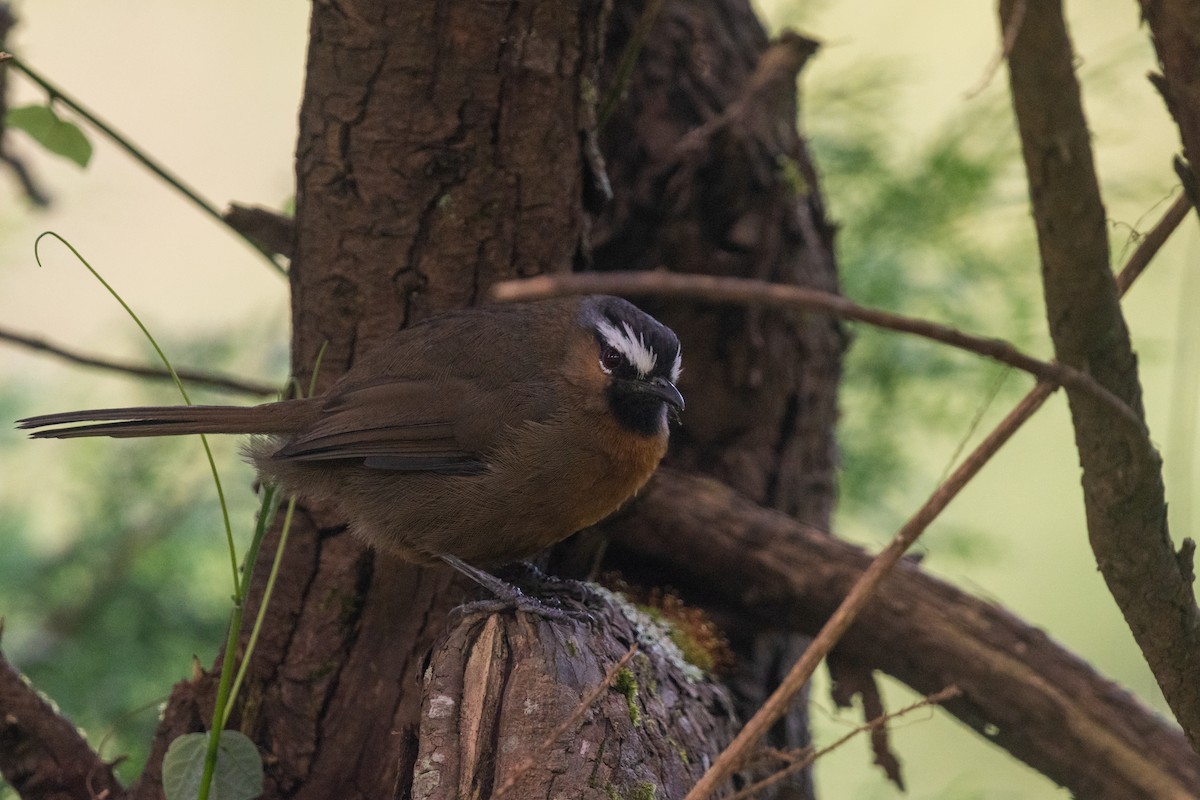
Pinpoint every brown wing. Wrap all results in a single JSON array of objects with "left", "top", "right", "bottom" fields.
[
  {"left": 273, "top": 300, "right": 571, "bottom": 472},
  {"left": 271, "top": 374, "right": 561, "bottom": 474},
  {"left": 270, "top": 380, "right": 475, "bottom": 471}
]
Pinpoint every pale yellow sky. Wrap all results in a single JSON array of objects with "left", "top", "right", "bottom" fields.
[{"left": 0, "top": 0, "right": 307, "bottom": 360}]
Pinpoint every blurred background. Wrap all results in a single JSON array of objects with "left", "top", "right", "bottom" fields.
[{"left": 0, "top": 1, "right": 1191, "bottom": 797}]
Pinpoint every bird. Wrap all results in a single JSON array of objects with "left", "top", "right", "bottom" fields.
[{"left": 17, "top": 295, "right": 683, "bottom": 600}]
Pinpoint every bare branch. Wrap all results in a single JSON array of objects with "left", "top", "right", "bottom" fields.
[
  {"left": 0, "top": 325, "right": 279, "bottom": 397},
  {"left": 681, "top": 347, "right": 1057, "bottom": 798},
  {"left": 4, "top": 54, "right": 286, "bottom": 276},
  {"left": 1002, "top": 0, "right": 1200, "bottom": 751},
  {"left": 223, "top": 204, "right": 295, "bottom": 261}
]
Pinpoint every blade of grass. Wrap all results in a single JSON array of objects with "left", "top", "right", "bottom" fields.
[
  {"left": 207, "top": 340, "right": 325, "bottom": 796},
  {"left": 226, "top": 494, "right": 295, "bottom": 713},
  {"left": 33, "top": 232, "right": 240, "bottom": 588}
]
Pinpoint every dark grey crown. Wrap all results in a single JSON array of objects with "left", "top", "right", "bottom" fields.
[{"left": 579, "top": 296, "right": 681, "bottom": 383}]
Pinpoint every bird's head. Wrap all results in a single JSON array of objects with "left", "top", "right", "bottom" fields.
[{"left": 578, "top": 296, "right": 683, "bottom": 438}]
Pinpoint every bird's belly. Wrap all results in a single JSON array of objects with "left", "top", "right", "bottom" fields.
[{"left": 336, "top": 425, "right": 667, "bottom": 565}]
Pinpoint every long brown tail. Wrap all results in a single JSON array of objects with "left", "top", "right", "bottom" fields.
[{"left": 17, "top": 399, "right": 317, "bottom": 439}]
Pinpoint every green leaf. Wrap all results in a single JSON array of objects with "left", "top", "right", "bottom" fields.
[
  {"left": 163, "top": 731, "right": 263, "bottom": 800},
  {"left": 5, "top": 104, "right": 93, "bottom": 167}
]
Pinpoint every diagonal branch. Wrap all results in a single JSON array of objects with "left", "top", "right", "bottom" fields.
[
  {"left": 679, "top": 329, "right": 1064, "bottom": 798},
  {"left": 727, "top": 686, "right": 961, "bottom": 800},
  {"left": 0, "top": 639, "right": 126, "bottom": 800},
  {"left": 1002, "top": 0, "right": 1200, "bottom": 751},
  {"left": 4, "top": 54, "right": 286, "bottom": 277}
]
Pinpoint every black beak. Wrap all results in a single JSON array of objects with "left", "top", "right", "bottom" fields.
[{"left": 633, "top": 376, "right": 684, "bottom": 412}]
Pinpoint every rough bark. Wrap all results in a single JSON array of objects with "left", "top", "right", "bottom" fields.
[
  {"left": 602, "top": 469, "right": 1200, "bottom": 800},
  {"left": 414, "top": 599, "right": 737, "bottom": 799},
  {"left": 1001, "top": 0, "right": 1200, "bottom": 751}
]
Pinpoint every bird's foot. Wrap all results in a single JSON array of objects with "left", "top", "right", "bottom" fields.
[
  {"left": 494, "top": 561, "right": 600, "bottom": 606},
  {"left": 439, "top": 555, "right": 593, "bottom": 623}
]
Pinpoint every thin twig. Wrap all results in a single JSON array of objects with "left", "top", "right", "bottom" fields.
[
  {"left": 598, "top": 0, "right": 668, "bottom": 126},
  {"left": 728, "top": 686, "right": 961, "bottom": 800},
  {"left": 1116, "top": 192, "right": 1191, "bottom": 293},
  {"left": 0, "top": 147, "right": 51, "bottom": 206},
  {"left": 492, "top": 644, "right": 639, "bottom": 799},
  {"left": 491, "top": 272, "right": 1144, "bottom": 432},
  {"left": 0, "top": 324, "right": 278, "bottom": 397},
  {"left": 964, "top": 0, "right": 1026, "bottom": 99},
  {"left": 5, "top": 54, "right": 286, "bottom": 276}
]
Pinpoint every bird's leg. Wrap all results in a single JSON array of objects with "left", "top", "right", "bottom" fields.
[
  {"left": 438, "top": 554, "right": 586, "bottom": 623},
  {"left": 439, "top": 554, "right": 528, "bottom": 602}
]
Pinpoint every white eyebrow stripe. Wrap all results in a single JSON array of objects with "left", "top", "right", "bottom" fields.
[
  {"left": 670, "top": 349, "right": 682, "bottom": 382},
  {"left": 595, "top": 318, "right": 658, "bottom": 376}
]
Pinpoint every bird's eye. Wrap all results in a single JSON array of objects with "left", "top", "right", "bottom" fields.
[{"left": 599, "top": 345, "right": 623, "bottom": 374}]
